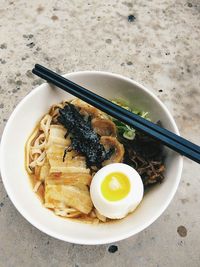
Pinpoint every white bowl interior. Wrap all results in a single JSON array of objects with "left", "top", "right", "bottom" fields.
[{"left": 0, "top": 72, "right": 183, "bottom": 244}]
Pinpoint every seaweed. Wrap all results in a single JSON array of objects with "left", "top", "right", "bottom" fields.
[{"left": 58, "top": 103, "right": 112, "bottom": 166}]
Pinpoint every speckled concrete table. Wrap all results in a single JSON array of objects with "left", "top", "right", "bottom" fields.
[{"left": 0, "top": 0, "right": 200, "bottom": 266}]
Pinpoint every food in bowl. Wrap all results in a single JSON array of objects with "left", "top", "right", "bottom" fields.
[
  {"left": 1, "top": 70, "right": 183, "bottom": 244},
  {"left": 25, "top": 98, "right": 165, "bottom": 223}
]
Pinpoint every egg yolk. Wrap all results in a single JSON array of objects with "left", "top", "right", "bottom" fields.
[{"left": 101, "top": 172, "right": 130, "bottom": 201}]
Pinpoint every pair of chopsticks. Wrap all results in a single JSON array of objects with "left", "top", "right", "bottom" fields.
[{"left": 32, "top": 64, "right": 200, "bottom": 164}]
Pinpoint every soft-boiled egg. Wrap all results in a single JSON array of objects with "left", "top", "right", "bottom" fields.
[{"left": 90, "top": 163, "right": 144, "bottom": 219}]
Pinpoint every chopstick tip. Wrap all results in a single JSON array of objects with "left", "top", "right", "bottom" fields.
[
  {"left": 32, "top": 68, "right": 36, "bottom": 74},
  {"left": 34, "top": 63, "right": 40, "bottom": 69}
]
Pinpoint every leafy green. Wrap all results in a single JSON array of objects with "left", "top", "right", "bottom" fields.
[{"left": 111, "top": 99, "right": 151, "bottom": 140}]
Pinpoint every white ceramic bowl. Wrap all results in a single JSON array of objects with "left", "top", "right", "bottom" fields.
[{"left": 0, "top": 71, "right": 183, "bottom": 245}]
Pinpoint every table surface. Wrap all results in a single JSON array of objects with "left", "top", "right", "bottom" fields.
[{"left": 0, "top": 1, "right": 200, "bottom": 266}]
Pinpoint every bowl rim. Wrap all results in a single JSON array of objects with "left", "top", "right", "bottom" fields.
[{"left": 0, "top": 70, "right": 183, "bottom": 245}]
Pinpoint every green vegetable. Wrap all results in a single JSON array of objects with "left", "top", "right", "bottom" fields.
[
  {"left": 111, "top": 99, "right": 151, "bottom": 140},
  {"left": 123, "top": 130, "right": 136, "bottom": 140}
]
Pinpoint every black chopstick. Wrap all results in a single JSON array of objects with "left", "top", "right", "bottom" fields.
[
  {"left": 34, "top": 64, "right": 200, "bottom": 155},
  {"left": 32, "top": 65, "right": 200, "bottom": 164}
]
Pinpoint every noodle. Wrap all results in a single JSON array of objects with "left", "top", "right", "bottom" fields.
[
  {"left": 25, "top": 99, "right": 165, "bottom": 223},
  {"left": 33, "top": 181, "right": 42, "bottom": 192},
  {"left": 25, "top": 100, "right": 110, "bottom": 222}
]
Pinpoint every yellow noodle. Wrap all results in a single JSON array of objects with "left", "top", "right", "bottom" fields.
[
  {"left": 25, "top": 99, "right": 115, "bottom": 222},
  {"left": 33, "top": 181, "right": 42, "bottom": 192},
  {"left": 25, "top": 127, "right": 40, "bottom": 173}
]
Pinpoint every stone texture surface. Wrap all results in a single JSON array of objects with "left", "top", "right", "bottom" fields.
[{"left": 0, "top": 0, "right": 200, "bottom": 266}]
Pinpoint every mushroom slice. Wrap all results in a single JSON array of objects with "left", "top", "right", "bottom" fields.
[
  {"left": 100, "top": 136, "right": 125, "bottom": 165},
  {"left": 91, "top": 118, "right": 117, "bottom": 137}
]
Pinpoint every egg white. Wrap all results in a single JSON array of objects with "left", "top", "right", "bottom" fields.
[{"left": 90, "top": 163, "right": 144, "bottom": 219}]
